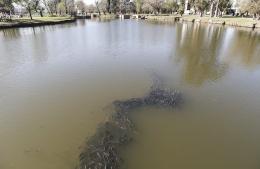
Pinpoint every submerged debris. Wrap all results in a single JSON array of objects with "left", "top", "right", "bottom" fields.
[
  {"left": 114, "top": 88, "right": 182, "bottom": 110},
  {"left": 144, "top": 88, "right": 182, "bottom": 107},
  {"left": 78, "top": 87, "right": 183, "bottom": 169}
]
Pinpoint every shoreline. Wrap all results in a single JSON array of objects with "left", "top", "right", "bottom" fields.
[
  {"left": 145, "top": 15, "right": 260, "bottom": 30},
  {"left": 0, "top": 17, "right": 76, "bottom": 29},
  {"left": 1, "top": 15, "right": 259, "bottom": 30}
]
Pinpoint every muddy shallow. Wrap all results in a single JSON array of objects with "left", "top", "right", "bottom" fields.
[{"left": 0, "top": 20, "right": 260, "bottom": 169}]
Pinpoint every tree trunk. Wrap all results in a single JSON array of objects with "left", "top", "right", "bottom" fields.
[
  {"left": 9, "top": 10, "right": 12, "bottom": 20},
  {"left": 107, "top": 0, "right": 110, "bottom": 13},
  {"left": 43, "top": 0, "right": 51, "bottom": 15},
  {"left": 214, "top": 0, "right": 219, "bottom": 17},
  {"left": 64, "top": 0, "right": 68, "bottom": 14},
  {"left": 210, "top": 2, "right": 214, "bottom": 17},
  {"left": 40, "top": 9, "right": 43, "bottom": 17},
  {"left": 28, "top": 6, "right": 33, "bottom": 20}
]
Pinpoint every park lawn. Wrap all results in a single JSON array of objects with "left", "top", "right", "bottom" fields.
[
  {"left": 144, "top": 14, "right": 260, "bottom": 28},
  {"left": 12, "top": 16, "right": 74, "bottom": 23},
  {"left": 0, "top": 16, "right": 75, "bottom": 28},
  {"left": 181, "top": 15, "right": 260, "bottom": 27}
]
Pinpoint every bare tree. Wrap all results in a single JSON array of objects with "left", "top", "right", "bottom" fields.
[
  {"left": 95, "top": 0, "right": 101, "bottom": 15},
  {"left": 239, "top": 0, "right": 260, "bottom": 19},
  {"left": 99, "top": 0, "right": 108, "bottom": 14},
  {"left": 134, "top": 0, "right": 143, "bottom": 13},
  {"left": 75, "top": 0, "right": 87, "bottom": 15},
  {"left": 85, "top": 4, "right": 95, "bottom": 13},
  {"left": 147, "top": 0, "right": 164, "bottom": 14},
  {"left": 209, "top": 0, "right": 215, "bottom": 17},
  {"left": 163, "top": 0, "right": 179, "bottom": 14},
  {"left": 57, "top": 0, "right": 66, "bottom": 15},
  {"left": 42, "top": 0, "right": 59, "bottom": 15},
  {"left": 15, "top": 0, "right": 37, "bottom": 19}
]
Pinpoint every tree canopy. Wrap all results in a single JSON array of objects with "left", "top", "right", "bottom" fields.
[{"left": 0, "top": 0, "right": 13, "bottom": 13}]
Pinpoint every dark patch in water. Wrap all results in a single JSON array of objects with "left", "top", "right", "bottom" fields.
[{"left": 77, "top": 84, "right": 182, "bottom": 169}]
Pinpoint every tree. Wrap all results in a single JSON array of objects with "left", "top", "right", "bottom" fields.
[
  {"left": 86, "top": 4, "right": 96, "bottom": 13},
  {"left": 194, "top": 0, "right": 209, "bottom": 16},
  {"left": 128, "top": 1, "right": 136, "bottom": 13},
  {"left": 218, "top": 0, "right": 231, "bottom": 16},
  {"left": 118, "top": 0, "right": 134, "bottom": 14},
  {"left": 15, "top": 0, "right": 37, "bottom": 19},
  {"left": 163, "top": 0, "right": 178, "bottom": 14},
  {"left": 0, "top": 0, "right": 13, "bottom": 14},
  {"left": 110, "top": 0, "right": 119, "bottom": 13},
  {"left": 209, "top": 0, "right": 215, "bottom": 17},
  {"left": 135, "top": 0, "right": 143, "bottom": 13},
  {"left": 66, "top": 0, "right": 75, "bottom": 16},
  {"left": 75, "top": 0, "right": 86, "bottom": 14},
  {"left": 99, "top": 0, "right": 108, "bottom": 14},
  {"left": 57, "top": 0, "right": 66, "bottom": 15},
  {"left": 177, "top": 0, "right": 185, "bottom": 15},
  {"left": 95, "top": 0, "right": 101, "bottom": 15},
  {"left": 147, "top": 0, "right": 164, "bottom": 14},
  {"left": 32, "top": 0, "right": 44, "bottom": 17},
  {"left": 42, "top": 0, "right": 59, "bottom": 15},
  {"left": 142, "top": 0, "right": 152, "bottom": 13},
  {"left": 240, "top": 0, "right": 260, "bottom": 19},
  {"left": 106, "top": 0, "right": 110, "bottom": 13}
]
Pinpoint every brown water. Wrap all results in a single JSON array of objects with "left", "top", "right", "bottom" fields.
[{"left": 0, "top": 20, "right": 260, "bottom": 169}]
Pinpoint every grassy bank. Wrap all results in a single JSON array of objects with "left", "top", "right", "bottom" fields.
[
  {"left": 99, "top": 14, "right": 118, "bottom": 20},
  {"left": 0, "top": 17, "right": 76, "bottom": 29},
  {"left": 145, "top": 15, "right": 260, "bottom": 29},
  {"left": 145, "top": 15, "right": 181, "bottom": 22}
]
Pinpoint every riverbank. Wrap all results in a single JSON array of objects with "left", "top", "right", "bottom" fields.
[
  {"left": 0, "top": 17, "right": 76, "bottom": 29},
  {"left": 100, "top": 14, "right": 118, "bottom": 19},
  {"left": 145, "top": 15, "right": 260, "bottom": 29}
]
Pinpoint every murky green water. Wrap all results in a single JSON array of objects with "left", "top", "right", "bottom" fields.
[{"left": 0, "top": 20, "right": 260, "bottom": 169}]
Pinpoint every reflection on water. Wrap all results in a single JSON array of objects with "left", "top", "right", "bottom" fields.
[
  {"left": 174, "top": 23, "right": 228, "bottom": 86},
  {"left": 224, "top": 30, "right": 260, "bottom": 68},
  {"left": 0, "top": 20, "right": 260, "bottom": 169}
]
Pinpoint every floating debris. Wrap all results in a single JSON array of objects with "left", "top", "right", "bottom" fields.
[{"left": 78, "top": 86, "right": 183, "bottom": 169}]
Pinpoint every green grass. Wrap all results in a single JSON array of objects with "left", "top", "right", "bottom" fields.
[
  {"left": 181, "top": 15, "right": 259, "bottom": 28},
  {"left": 0, "top": 16, "right": 75, "bottom": 28},
  {"left": 99, "top": 14, "right": 118, "bottom": 19},
  {"left": 182, "top": 15, "right": 254, "bottom": 21},
  {"left": 145, "top": 14, "right": 259, "bottom": 28},
  {"left": 12, "top": 16, "right": 74, "bottom": 23}
]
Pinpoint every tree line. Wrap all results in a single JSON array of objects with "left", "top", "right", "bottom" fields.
[
  {"left": 0, "top": 0, "right": 259, "bottom": 20},
  {"left": 0, "top": 0, "right": 75, "bottom": 20},
  {"left": 90, "top": 0, "right": 259, "bottom": 19}
]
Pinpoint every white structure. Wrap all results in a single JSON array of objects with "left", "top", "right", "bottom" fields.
[{"left": 184, "top": 0, "right": 190, "bottom": 15}]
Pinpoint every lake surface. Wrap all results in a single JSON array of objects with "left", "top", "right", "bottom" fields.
[{"left": 0, "top": 20, "right": 260, "bottom": 169}]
